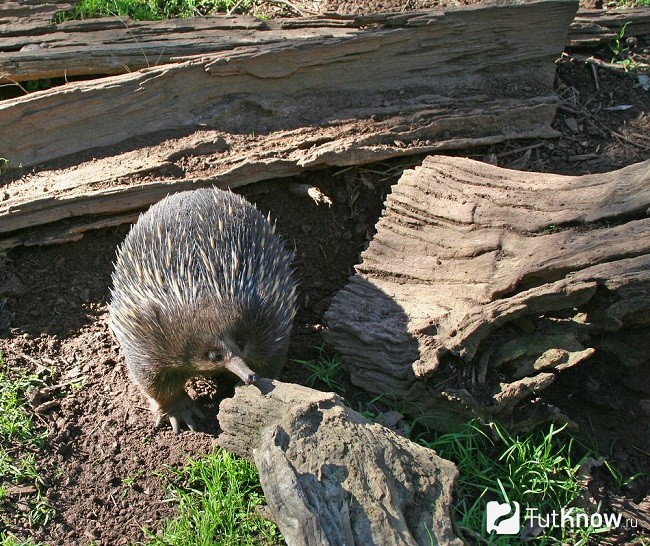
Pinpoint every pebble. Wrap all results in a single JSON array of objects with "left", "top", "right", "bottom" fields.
[{"left": 564, "top": 117, "right": 580, "bottom": 134}]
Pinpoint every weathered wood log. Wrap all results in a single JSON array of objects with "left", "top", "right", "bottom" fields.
[
  {"left": 0, "top": 0, "right": 578, "bottom": 250},
  {"left": 324, "top": 156, "right": 650, "bottom": 433},
  {"left": 0, "top": 1, "right": 74, "bottom": 37},
  {"left": 0, "top": 101, "right": 560, "bottom": 250},
  {"left": 1, "top": 0, "right": 576, "bottom": 168},
  {"left": 568, "top": 7, "right": 650, "bottom": 47},
  {"left": 0, "top": 1, "right": 645, "bottom": 84},
  {"left": 218, "top": 379, "right": 463, "bottom": 546}
]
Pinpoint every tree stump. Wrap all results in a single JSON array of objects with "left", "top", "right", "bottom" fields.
[
  {"left": 324, "top": 155, "right": 650, "bottom": 434},
  {"left": 218, "top": 379, "right": 463, "bottom": 546}
]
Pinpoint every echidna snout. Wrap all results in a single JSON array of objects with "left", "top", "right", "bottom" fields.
[{"left": 108, "top": 188, "right": 297, "bottom": 434}]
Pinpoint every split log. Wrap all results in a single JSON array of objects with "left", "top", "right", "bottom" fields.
[
  {"left": 0, "top": 102, "right": 559, "bottom": 250},
  {"left": 1, "top": 0, "right": 576, "bottom": 168},
  {"left": 0, "top": 0, "right": 578, "bottom": 250},
  {"left": 568, "top": 7, "right": 650, "bottom": 48},
  {"left": 218, "top": 379, "right": 463, "bottom": 546},
  {"left": 1, "top": 1, "right": 645, "bottom": 84},
  {"left": 324, "top": 156, "right": 650, "bottom": 433}
]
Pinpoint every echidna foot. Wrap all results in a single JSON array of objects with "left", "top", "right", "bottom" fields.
[{"left": 153, "top": 395, "right": 206, "bottom": 435}]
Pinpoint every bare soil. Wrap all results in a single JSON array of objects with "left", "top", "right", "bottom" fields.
[{"left": 0, "top": 19, "right": 649, "bottom": 546}]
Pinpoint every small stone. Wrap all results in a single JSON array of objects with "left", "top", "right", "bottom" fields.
[
  {"left": 213, "top": 136, "right": 230, "bottom": 152},
  {"left": 564, "top": 117, "right": 580, "bottom": 134},
  {"left": 0, "top": 274, "right": 26, "bottom": 298}
]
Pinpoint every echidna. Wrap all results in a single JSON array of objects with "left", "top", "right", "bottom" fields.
[{"left": 108, "top": 188, "right": 296, "bottom": 433}]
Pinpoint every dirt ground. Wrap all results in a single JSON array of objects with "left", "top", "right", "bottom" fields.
[{"left": 0, "top": 17, "right": 649, "bottom": 546}]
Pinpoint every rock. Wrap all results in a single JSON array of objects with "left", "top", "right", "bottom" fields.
[
  {"left": 218, "top": 379, "right": 462, "bottom": 546},
  {"left": 0, "top": 273, "right": 26, "bottom": 298}
]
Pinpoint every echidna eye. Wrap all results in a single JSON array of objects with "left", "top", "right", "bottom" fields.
[{"left": 207, "top": 350, "right": 222, "bottom": 362}]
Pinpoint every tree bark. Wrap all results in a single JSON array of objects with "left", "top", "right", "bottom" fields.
[{"left": 324, "top": 155, "right": 650, "bottom": 433}]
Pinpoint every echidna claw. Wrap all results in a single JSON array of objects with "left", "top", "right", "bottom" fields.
[{"left": 155, "top": 401, "right": 206, "bottom": 435}]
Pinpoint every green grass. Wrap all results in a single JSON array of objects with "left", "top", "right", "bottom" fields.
[
  {"left": 0, "top": 535, "right": 43, "bottom": 546},
  {"left": 293, "top": 345, "right": 347, "bottom": 394},
  {"left": 608, "top": 21, "right": 650, "bottom": 74},
  {"left": 607, "top": 0, "right": 649, "bottom": 6},
  {"left": 54, "top": 0, "right": 254, "bottom": 22},
  {"left": 0, "top": 353, "right": 55, "bottom": 533},
  {"left": 419, "top": 421, "right": 638, "bottom": 545},
  {"left": 144, "top": 450, "right": 282, "bottom": 546}
]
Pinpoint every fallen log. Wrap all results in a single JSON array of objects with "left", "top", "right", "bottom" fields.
[
  {"left": 0, "top": 0, "right": 577, "bottom": 250},
  {"left": 0, "top": 101, "right": 559, "bottom": 249},
  {"left": 1, "top": 0, "right": 576, "bottom": 168},
  {"left": 324, "top": 156, "right": 650, "bottom": 433},
  {"left": 0, "top": 2, "right": 645, "bottom": 84},
  {"left": 218, "top": 379, "right": 463, "bottom": 546}
]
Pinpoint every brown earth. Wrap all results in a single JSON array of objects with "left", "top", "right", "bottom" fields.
[{"left": 0, "top": 16, "right": 649, "bottom": 546}]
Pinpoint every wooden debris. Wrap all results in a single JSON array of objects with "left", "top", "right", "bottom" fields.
[
  {"left": 324, "top": 155, "right": 650, "bottom": 432},
  {"left": 218, "top": 379, "right": 463, "bottom": 546},
  {"left": 0, "top": 1, "right": 74, "bottom": 37},
  {"left": 0, "top": 1, "right": 576, "bottom": 167},
  {"left": 1, "top": 1, "right": 646, "bottom": 83},
  {"left": 568, "top": 7, "right": 650, "bottom": 48},
  {"left": 0, "top": 0, "right": 579, "bottom": 250}
]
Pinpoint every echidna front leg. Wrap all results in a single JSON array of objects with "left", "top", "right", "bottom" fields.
[
  {"left": 130, "top": 363, "right": 205, "bottom": 434},
  {"left": 150, "top": 390, "right": 206, "bottom": 435}
]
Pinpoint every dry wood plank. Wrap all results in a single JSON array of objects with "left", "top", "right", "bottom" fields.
[
  {"left": 0, "top": 16, "right": 339, "bottom": 83},
  {"left": 0, "top": 98, "right": 560, "bottom": 247},
  {"left": 218, "top": 379, "right": 463, "bottom": 546},
  {"left": 0, "top": 0, "right": 576, "bottom": 166},
  {"left": 324, "top": 156, "right": 650, "bottom": 433},
  {"left": 0, "top": 2, "right": 645, "bottom": 84}
]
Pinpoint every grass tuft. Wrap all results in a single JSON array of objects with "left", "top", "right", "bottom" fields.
[
  {"left": 0, "top": 534, "right": 43, "bottom": 546},
  {"left": 293, "top": 345, "right": 347, "bottom": 394},
  {"left": 144, "top": 450, "right": 282, "bottom": 546},
  {"left": 0, "top": 353, "right": 54, "bottom": 532},
  {"left": 419, "top": 421, "right": 637, "bottom": 545},
  {"left": 54, "top": 0, "right": 254, "bottom": 22}
]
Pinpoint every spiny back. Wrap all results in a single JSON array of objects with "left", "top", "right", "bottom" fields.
[{"left": 109, "top": 188, "right": 296, "bottom": 355}]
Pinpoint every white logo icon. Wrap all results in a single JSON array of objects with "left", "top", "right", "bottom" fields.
[{"left": 486, "top": 501, "right": 521, "bottom": 535}]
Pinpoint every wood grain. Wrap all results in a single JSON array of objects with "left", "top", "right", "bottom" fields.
[{"left": 324, "top": 156, "right": 650, "bottom": 432}]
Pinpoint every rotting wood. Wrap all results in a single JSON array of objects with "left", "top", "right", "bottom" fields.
[
  {"left": 0, "top": 2, "right": 645, "bottom": 83},
  {"left": 0, "top": 1, "right": 578, "bottom": 166},
  {"left": 0, "top": 99, "right": 560, "bottom": 248},
  {"left": 324, "top": 156, "right": 650, "bottom": 434},
  {"left": 218, "top": 379, "right": 463, "bottom": 546}
]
